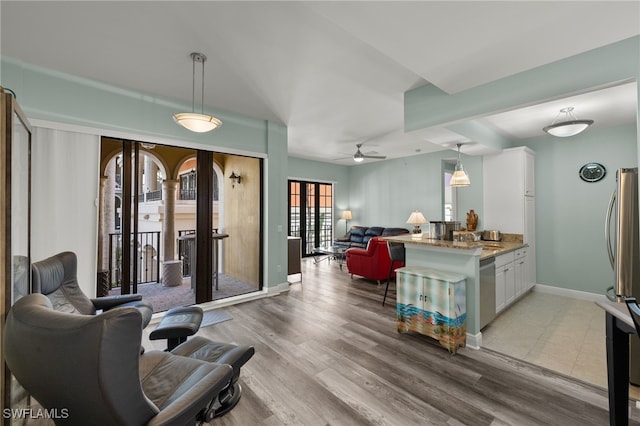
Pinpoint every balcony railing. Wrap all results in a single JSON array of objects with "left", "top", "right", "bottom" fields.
[
  {"left": 137, "top": 190, "right": 162, "bottom": 203},
  {"left": 108, "top": 231, "right": 161, "bottom": 288}
]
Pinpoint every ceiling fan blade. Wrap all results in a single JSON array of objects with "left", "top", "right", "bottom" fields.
[{"left": 362, "top": 154, "right": 386, "bottom": 159}]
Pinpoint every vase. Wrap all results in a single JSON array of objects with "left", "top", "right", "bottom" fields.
[{"left": 466, "top": 209, "right": 478, "bottom": 231}]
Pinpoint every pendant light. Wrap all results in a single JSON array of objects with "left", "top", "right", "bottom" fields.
[
  {"left": 173, "top": 52, "right": 222, "bottom": 133},
  {"left": 450, "top": 143, "right": 471, "bottom": 187},
  {"left": 543, "top": 107, "right": 593, "bottom": 137}
]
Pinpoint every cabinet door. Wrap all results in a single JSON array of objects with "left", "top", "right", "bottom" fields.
[
  {"left": 515, "top": 255, "right": 526, "bottom": 297},
  {"left": 496, "top": 265, "right": 507, "bottom": 313},
  {"left": 396, "top": 271, "right": 422, "bottom": 309},
  {"left": 504, "top": 263, "right": 516, "bottom": 306},
  {"left": 524, "top": 150, "right": 535, "bottom": 196}
]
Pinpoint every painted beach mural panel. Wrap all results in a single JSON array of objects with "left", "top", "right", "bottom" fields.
[{"left": 396, "top": 267, "right": 466, "bottom": 354}]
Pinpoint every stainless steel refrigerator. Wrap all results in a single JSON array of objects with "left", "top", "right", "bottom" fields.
[{"left": 606, "top": 167, "right": 640, "bottom": 383}]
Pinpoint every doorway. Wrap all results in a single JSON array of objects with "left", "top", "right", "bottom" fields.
[
  {"left": 288, "top": 180, "right": 334, "bottom": 256},
  {"left": 97, "top": 138, "right": 262, "bottom": 312}
]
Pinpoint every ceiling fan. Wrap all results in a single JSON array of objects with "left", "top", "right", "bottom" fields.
[{"left": 352, "top": 143, "right": 386, "bottom": 163}]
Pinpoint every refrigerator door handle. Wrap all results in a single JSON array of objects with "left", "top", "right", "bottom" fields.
[{"left": 605, "top": 189, "right": 616, "bottom": 269}]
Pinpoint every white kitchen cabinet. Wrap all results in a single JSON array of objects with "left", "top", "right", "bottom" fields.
[
  {"left": 524, "top": 196, "right": 536, "bottom": 285},
  {"left": 495, "top": 252, "right": 515, "bottom": 313},
  {"left": 524, "top": 149, "right": 535, "bottom": 196},
  {"left": 483, "top": 146, "right": 535, "bottom": 243},
  {"left": 495, "top": 248, "right": 533, "bottom": 314},
  {"left": 484, "top": 146, "right": 536, "bottom": 292},
  {"left": 514, "top": 248, "right": 529, "bottom": 297}
]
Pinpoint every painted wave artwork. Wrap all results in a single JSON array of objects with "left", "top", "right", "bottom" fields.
[
  {"left": 397, "top": 303, "right": 467, "bottom": 353},
  {"left": 397, "top": 304, "right": 466, "bottom": 328}
]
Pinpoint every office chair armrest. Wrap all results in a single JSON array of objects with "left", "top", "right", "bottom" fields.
[{"left": 91, "top": 294, "right": 143, "bottom": 310}]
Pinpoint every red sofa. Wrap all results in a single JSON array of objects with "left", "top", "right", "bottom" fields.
[{"left": 345, "top": 236, "right": 405, "bottom": 284}]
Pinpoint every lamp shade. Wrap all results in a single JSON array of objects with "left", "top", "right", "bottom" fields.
[
  {"left": 173, "top": 112, "right": 222, "bottom": 133},
  {"left": 450, "top": 143, "right": 471, "bottom": 187},
  {"left": 543, "top": 120, "right": 593, "bottom": 137},
  {"left": 341, "top": 210, "right": 352, "bottom": 220},
  {"left": 406, "top": 211, "right": 427, "bottom": 224},
  {"left": 543, "top": 107, "right": 593, "bottom": 138},
  {"left": 450, "top": 165, "right": 471, "bottom": 187}
]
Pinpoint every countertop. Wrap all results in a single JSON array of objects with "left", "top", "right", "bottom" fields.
[
  {"left": 382, "top": 234, "right": 527, "bottom": 260},
  {"left": 478, "top": 241, "right": 528, "bottom": 260}
]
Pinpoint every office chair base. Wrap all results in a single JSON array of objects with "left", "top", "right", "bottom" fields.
[{"left": 214, "top": 382, "right": 243, "bottom": 417}]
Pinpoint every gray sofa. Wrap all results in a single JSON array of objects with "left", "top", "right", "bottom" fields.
[{"left": 334, "top": 226, "right": 409, "bottom": 249}]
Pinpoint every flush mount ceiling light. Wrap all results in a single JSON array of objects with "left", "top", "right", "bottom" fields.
[
  {"left": 450, "top": 143, "right": 471, "bottom": 187},
  {"left": 173, "top": 52, "right": 222, "bottom": 133},
  {"left": 543, "top": 107, "right": 593, "bottom": 137}
]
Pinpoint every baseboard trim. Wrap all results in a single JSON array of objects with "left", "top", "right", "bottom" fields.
[
  {"left": 532, "top": 283, "right": 608, "bottom": 303},
  {"left": 149, "top": 281, "right": 290, "bottom": 323},
  {"left": 466, "top": 332, "right": 482, "bottom": 350}
]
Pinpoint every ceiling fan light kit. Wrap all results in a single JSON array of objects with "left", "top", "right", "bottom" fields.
[
  {"left": 543, "top": 107, "right": 593, "bottom": 137},
  {"left": 173, "top": 52, "right": 222, "bottom": 133},
  {"left": 352, "top": 143, "right": 386, "bottom": 163}
]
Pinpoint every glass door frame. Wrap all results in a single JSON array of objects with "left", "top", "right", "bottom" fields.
[
  {"left": 288, "top": 179, "right": 334, "bottom": 256},
  {"left": 1, "top": 89, "right": 32, "bottom": 419}
]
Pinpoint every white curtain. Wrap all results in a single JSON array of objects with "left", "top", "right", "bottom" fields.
[{"left": 32, "top": 127, "right": 100, "bottom": 297}]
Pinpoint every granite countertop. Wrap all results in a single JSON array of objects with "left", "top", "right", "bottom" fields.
[
  {"left": 478, "top": 241, "right": 527, "bottom": 260},
  {"left": 382, "top": 234, "right": 527, "bottom": 260}
]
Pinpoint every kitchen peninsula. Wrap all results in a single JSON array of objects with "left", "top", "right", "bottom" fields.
[{"left": 383, "top": 234, "right": 527, "bottom": 349}]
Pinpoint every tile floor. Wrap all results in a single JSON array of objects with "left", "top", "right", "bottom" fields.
[{"left": 482, "top": 290, "right": 614, "bottom": 390}]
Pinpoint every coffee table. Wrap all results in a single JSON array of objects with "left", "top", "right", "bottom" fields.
[{"left": 312, "top": 246, "right": 346, "bottom": 270}]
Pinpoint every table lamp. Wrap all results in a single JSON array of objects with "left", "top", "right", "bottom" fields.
[
  {"left": 406, "top": 211, "right": 427, "bottom": 239},
  {"left": 341, "top": 210, "right": 352, "bottom": 234}
]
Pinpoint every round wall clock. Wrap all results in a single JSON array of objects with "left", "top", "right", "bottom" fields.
[{"left": 579, "top": 162, "right": 606, "bottom": 183}]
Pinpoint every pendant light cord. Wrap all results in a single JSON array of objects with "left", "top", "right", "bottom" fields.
[
  {"left": 201, "top": 56, "right": 205, "bottom": 114},
  {"left": 191, "top": 54, "right": 196, "bottom": 114}
]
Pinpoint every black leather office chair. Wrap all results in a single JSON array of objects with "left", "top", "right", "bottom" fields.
[
  {"left": 31, "top": 250, "right": 255, "bottom": 417},
  {"left": 383, "top": 241, "right": 405, "bottom": 306},
  {"left": 31, "top": 251, "right": 153, "bottom": 327},
  {"left": 4, "top": 294, "right": 234, "bottom": 425}
]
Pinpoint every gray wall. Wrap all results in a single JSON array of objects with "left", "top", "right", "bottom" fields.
[
  {"left": 347, "top": 150, "right": 483, "bottom": 230},
  {"left": 524, "top": 123, "right": 637, "bottom": 294}
]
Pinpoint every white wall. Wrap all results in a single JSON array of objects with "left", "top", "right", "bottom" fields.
[{"left": 32, "top": 127, "right": 100, "bottom": 297}]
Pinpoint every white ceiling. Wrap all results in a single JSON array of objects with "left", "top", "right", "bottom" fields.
[{"left": 1, "top": 1, "right": 639, "bottom": 165}]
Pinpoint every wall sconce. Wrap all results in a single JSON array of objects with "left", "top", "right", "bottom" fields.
[{"left": 229, "top": 171, "right": 242, "bottom": 188}]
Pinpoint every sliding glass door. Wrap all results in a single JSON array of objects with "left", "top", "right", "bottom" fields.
[
  {"left": 98, "top": 139, "right": 263, "bottom": 311},
  {"left": 288, "top": 180, "right": 333, "bottom": 256}
]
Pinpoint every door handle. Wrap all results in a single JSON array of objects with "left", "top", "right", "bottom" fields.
[{"left": 605, "top": 190, "right": 616, "bottom": 269}]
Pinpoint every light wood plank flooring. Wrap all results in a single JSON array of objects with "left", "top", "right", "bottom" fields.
[{"left": 143, "top": 259, "right": 640, "bottom": 425}]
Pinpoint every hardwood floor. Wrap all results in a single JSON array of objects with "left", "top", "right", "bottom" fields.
[{"left": 143, "top": 259, "right": 640, "bottom": 425}]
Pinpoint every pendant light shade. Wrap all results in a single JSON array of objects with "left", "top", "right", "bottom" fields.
[
  {"left": 450, "top": 143, "right": 471, "bottom": 187},
  {"left": 173, "top": 52, "right": 222, "bottom": 133},
  {"left": 543, "top": 107, "right": 593, "bottom": 137},
  {"left": 173, "top": 112, "right": 222, "bottom": 133}
]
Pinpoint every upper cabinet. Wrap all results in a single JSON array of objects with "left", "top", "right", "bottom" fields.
[
  {"left": 482, "top": 146, "right": 535, "bottom": 240},
  {"left": 524, "top": 149, "right": 535, "bottom": 197}
]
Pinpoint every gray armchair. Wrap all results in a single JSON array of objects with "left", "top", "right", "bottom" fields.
[
  {"left": 32, "top": 251, "right": 153, "bottom": 327},
  {"left": 4, "top": 293, "right": 234, "bottom": 425}
]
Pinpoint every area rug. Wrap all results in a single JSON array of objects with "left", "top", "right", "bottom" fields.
[{"left": 201, "top": 310, "right": 233, "bottom": 328}]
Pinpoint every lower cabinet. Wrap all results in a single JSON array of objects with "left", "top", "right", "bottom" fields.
[
  {"left": 514, "top": 248, "right": 530, "bottom": 297},
  {"left": 495, "top": 248, "right": 531, "bottom": 315},
  {"left": 396, "top": 266, "right": 467, "bottom": 354}
]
